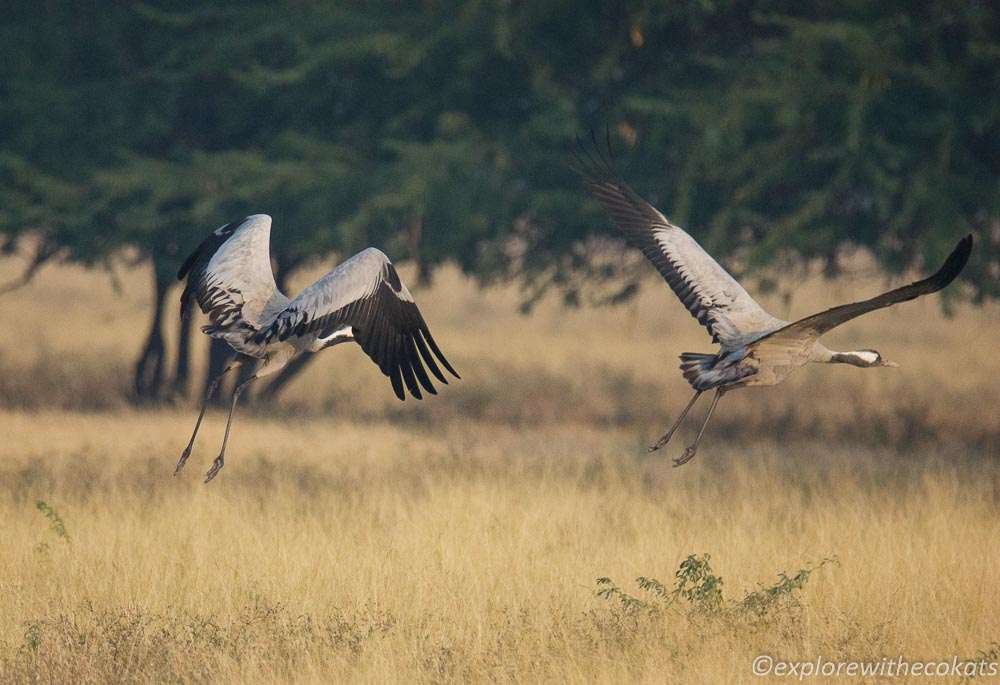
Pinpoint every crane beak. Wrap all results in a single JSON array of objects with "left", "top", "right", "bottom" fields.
[{"left": 882, "top": 360, "right": 900, "bottom": 368}]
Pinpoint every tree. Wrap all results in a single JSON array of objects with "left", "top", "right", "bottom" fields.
[{"left": 1, "top": 0, "right": 996, "bottom": 404}]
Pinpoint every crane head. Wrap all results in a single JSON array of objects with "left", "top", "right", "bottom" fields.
[{"left": 857, "top": 349, "right": 899, "bottom": 368}]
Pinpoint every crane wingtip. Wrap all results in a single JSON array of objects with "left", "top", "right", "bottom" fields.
[{"left": 952, "top": 233, "right": 974, "bottom": 267}]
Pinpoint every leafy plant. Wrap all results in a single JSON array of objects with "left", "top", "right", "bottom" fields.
[
  {"left": 35, "top": 500, "right": 70, "bottom": 542},
  {"left": 595, "top": 578, "right": 656, "bottom": 615},
  {"left": 671, "top": 554, "right": 725, "bottom": 614},
  {"left": 596, "top": 553, "right": 724, "bottom": 616},
  {"left": 961, "top": 642, "right": 1000, "bottom": 684},
  {"left": 740, "top": 557, "right": 838, "bottom": 617},
  {"left": 596, "top": 553, "right": 837, "bottom": 620}
]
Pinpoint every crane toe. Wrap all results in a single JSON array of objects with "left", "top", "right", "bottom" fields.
[
  {"left": 673, "top": 447, "right": 698, "bottom": 467},
  {"left": 204, "top": 455, "right": 225, "bottom": 483},
  {"left": 174, "top": 447, "right": 192, "bottom": 475},
  {"left": 649, "top": 428, "right": 677, "bottom": 452}
]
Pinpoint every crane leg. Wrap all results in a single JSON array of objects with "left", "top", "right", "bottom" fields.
[
  {"left": 649, "top": 390, "right": 703, "bottom": 452},
  {"left": 204, "top": 374, "right": 258, "bottom": 484},
  {"left": 673, "top": 388, "right": 725, "bottom": 467},
  {"left": 175, "top": 360, "right": 242, "bottom": 475}
]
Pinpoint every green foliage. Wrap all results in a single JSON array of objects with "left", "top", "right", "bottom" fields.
[
  {"left": 1, "top": 0, "right": 996, "bottom": 336},
  {"left": 671, "top": 553, "right": 725, "bottom": 613},
  {"left": 34, "top": 500, "right": 70, "bottom": 543},
  {"left": 596, "top": 577, "right": 657, "bottom": 614},
  {"left": 20, "top": 623, "right": 41, "bottom": 655},
  {"left": 739, "top": 557, "right": 839, "bottom": 617},
  {"left": 958, "top": 642, "right": 1000, "bottom": 684},
  {"left": 596, "top": 554, "right": 724, "bottom": 616},
  {"left": 596, "top": 553, "right": 838, "bottom": 620}
]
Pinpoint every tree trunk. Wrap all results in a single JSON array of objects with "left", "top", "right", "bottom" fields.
[
  {"left": 172, "top": 308, "right": 195, "bottom": 398},
  {"left": 235, "top": 358, "right": 258, "bottom": 402},
  {"left": 205, "top": 338, "right": 236, "bottom": 406},
  {"left": 407, "top": 215, "right": 432, "bottom": 286},
  {"left": 133, "top": 268, "right": 171, "bottom": 401}
]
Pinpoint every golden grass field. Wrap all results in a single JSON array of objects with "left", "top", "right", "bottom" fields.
[{"left": 1, "top": 251, "right": 998, "bottom": 683}]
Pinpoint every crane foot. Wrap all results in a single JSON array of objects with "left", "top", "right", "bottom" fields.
[
  {"left": 174, "top": 447, "right": 192, "bottom": 475},
  {"left": 204, "top": 455, "right": 224, "bottom": 483},
  {"left": 648, "top": 432, "right": 674, "bottom": 452},
  {"left": 672, "top": 446, "right": 697, "bottom": 467}
]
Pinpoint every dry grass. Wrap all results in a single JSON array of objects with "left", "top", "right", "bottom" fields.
[
  {"left": 1, "top": 414, "right": 997, "bottom": 683},
  {"left": 1, "top": 252, "right": 998, "bottom": 446},
  {"left": 0, "top": 254, "right": 998, "bottom": 682}
]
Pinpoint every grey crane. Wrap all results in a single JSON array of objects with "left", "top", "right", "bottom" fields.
[
  {"left": 175, "top": 214, "right": 459, "bottom": 482},
  {"left": 579, "top": 145, "right": 973, "bottom": 466}
]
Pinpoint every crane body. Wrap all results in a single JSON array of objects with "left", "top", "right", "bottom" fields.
[
  {"left": 579, "top": 140, "right": 972, "bottom": 465},
  {"left": 175, "top": 214, "right": 459, "bottom": 482}
]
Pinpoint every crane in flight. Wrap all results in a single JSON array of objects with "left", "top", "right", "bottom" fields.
[
  {"left": 578, "top": 140, "right": 973, "bottom": 466},
  {"left": 175, "top": 214, "right": 459, "bottom": 482}
]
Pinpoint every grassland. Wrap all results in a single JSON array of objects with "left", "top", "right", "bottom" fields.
[{"left": 0, "top": 253, "right": 998, "bottom": 683}]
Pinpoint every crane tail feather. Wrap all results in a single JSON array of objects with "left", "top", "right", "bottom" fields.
[{"left": 679, "top": 351, "right": 756, "bottom": 391}]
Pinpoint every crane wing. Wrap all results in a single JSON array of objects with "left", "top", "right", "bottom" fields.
[
  {"left": 262, "top": 248, "right": 459, "bottom": 401},
  {"left": 178, "top": 214, "right": 289, "bottom": 330},
  {"left": 750, "top": 234, "right": 973, "bottom": 351},
  {"left": 581, "top": 169, "right": 785, "bottom": 345}
]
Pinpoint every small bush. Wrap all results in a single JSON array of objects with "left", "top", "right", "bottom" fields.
[
  {"left": 34, "top": 500, "right": 70, "bottom": 542},
  {"left": 596, "top": 553, "right": 838, "bottom": 622}
]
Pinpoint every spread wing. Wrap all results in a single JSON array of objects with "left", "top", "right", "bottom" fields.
[
  {"left": 177, "top": 214, "right": 289, "bottom": 330},
  {"left": 750, "top": 234, "right": 973, "bottom": 351},
  {"left": 579, "top": 150, "right": 785, "bottom": 345},
  {"left": 261, "top": 248, "right": 459, "bottom": 400}
]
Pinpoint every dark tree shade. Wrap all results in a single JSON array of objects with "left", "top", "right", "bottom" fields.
[{"left": 0, "top": 1, "right": 997, "bottom": 397}]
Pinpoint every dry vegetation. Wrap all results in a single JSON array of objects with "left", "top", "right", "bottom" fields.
[{"left": 0, "top": 253, "right": 998, "bottom": 683}]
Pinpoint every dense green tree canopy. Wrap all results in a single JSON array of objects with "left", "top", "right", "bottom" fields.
[{"left": 1, "top": 1, "right": 997, "bottom": 311}]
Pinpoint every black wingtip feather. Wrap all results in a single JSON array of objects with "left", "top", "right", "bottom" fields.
[
  {"left": 570, "top": 127, "right": 619, "bottom": 187},
  {"left": 177, "top": 249, "right": 199, "bottom": 282},
  {"left": 396, "top": 334, "right": 423, "bottom": 400},
  {"left": 925, "top": 233, "right": 973, "bottom": 292},
  {"left": 422, "top": 328, "right": 459, "bottom": 379},
  {"left": 413, "top": 330, "right": 447, "bottom": 384},
  {"left": 388, "top": 361, "right": 405, "bottom": 401},
  {"left": 405, "top": 335, "right": 437, "bottom": 394}
]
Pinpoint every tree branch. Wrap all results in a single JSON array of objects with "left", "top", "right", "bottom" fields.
[{"left": 0, "top": 239, "right": 61, "bottom": 296}]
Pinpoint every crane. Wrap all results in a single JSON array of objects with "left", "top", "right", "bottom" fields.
[
  {"left": 579, "top": 142, "right": 973, "bottom": 466},
  {"left": 175, "top": 214, "right": 459, "bottom": 482}
]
